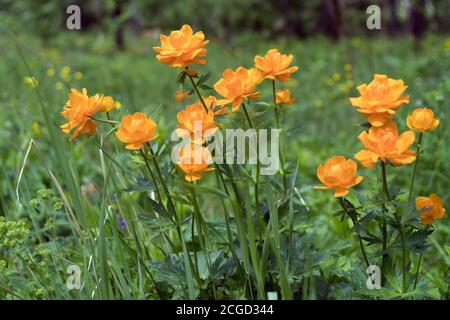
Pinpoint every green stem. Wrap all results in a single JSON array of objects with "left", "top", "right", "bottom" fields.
[
  {"left": 380, "top": 161, "right": 390, "bottom": 287},
  {"left": 145, "top": 143, "right": 200, "bottom": 296},
  {"left": 413, "top": 253, "right": 422, "bottom": 290},
  {"left": 189, "top": 184, "right": 217, "bottom": 299},
  {"left": 338, "top": 198, "right": 370, "bottom": 267},
  {"left": 241, "top": 103, "right": 263, "bottom": 242},
  {"left": 272, "top": 80, "right": 288, "bottom": 198},
  {"left": 408, "top": 132, "right": 423, "bottom": 201},
  {"left": 90, "top": 116, "right": 118, "bottom": 125},
  {"left": 186, "top": 68, "right": 208, "bottom": 112}
]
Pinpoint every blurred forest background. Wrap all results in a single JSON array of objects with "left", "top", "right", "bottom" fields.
[{"left": 1, "top": 0, "right": 449, "bottom": 49}]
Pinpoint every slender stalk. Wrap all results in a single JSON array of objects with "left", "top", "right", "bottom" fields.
[
  {"left": 381, "top": 161, "right": 407, "bottom": 293},
  {"left": 413, "top": 252, "right": 422, "bottom": 290},
  {"left": 186, "top": 69, "right": 208, "bottom": 112},
  {"left": 272, "top": 80, "right": 288, "bottom": 198},
  {"left": 144, "top": 143, "right": 200, "bottom": 297},
  {"left": 90, "top": 116, "right": 119, "bottom": 125},
  {"left": 189, "top": 184, "right": 217, "bottom": 299},
  {"left": 338, "top": 198, "right": 370, "bottom": 267},
  {"left": 380, "top": 161, "right": 389, "bottom": 287},
  {"left": 241, "top": 103, "right": 263, "bottom": 242},
  {"left": 408, "top": 132, "right": 423, "bottom": 200}
]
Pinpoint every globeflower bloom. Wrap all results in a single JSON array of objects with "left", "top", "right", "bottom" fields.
[
  {"left": 314, "top": 156, "right": 363, "bottom": 197},
  {"left": 275, "top": 89, "right": 295, "bottom": 105},
  {"left": 115, "top": 112, "right": 158, "bottom": 150},
  {"left": 153, "top": 24, "right": 209, "bottom": 68},
  {"left": 60, "top": 88, "right": 99, "bottom": 141},
  {"left": 254, "top": 49, "right": 298, "bottom": 82},
  {"left": 416, "top": 194, "right": 446, "bottom": 225},
  {"left": 214, "top": 67, "right": 261, "bottom": 111},
  {"left": 407, "top": 108, "right": 440, "bottom": 133},
  {"left": 97, "top": 95, "right": 115, "bottom": 112},
  {"left": 175, "top": 101, "right": 218, "bottom": 144},
  {"left": 177, "top": 144, "right": 214, "bottom": 182},
  {"left": 349, "top": 74, "right": 410, "bottom": 127},
  {"left": 175, "top": 90, "right": 190, "bottom": 103},
  {"left": 354, "top": 122, "right": 416, "bottom": 168}
]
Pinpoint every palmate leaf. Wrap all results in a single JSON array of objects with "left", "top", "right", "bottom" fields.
[
  {"left": 406, "top": 228, "right": 433, "bottom": 253},
  {"left": 122, "top": 175, "right": 156, "bottom": 193}
]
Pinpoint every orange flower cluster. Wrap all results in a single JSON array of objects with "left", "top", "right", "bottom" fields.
[
  {"left": 60, "top": 88, "right": 115, "bottom": 140},
  {"left": 60, "top": 26, "right": 298, "bottom": 182}
]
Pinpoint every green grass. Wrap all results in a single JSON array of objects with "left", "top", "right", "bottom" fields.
[{"left": 0, "top": 26, "right": 449, "bottom": 299}]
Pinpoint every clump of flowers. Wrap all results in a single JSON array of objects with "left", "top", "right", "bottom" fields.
[{"left": 316, "top": 73, "right": 445, "bottom": 295}]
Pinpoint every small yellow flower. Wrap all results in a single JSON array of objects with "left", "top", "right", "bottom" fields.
[
  {"left": 47, "top": 68, "right": 56, "bottom": 77},
  {"left": 407, "top": 108, "right": 439, "bottom": 133},
  {"left": 114, "top": 101, "right": 122, "bottom": 109},
  {"left": 74, "top": 71, "right": 83, "bottom": 80},
  {"left": 344, "top": 63, "right": 352, "bottom": 72},
  {"left": 55, "top": 82, "right": 64, "bottom": 90},
  {"left": 416, "top": 194, "right": 446, "bottom": 225},
  {"left": 32, "top": 121, "right": 42, "bottom": 137},
  {"left": 23, "top": 76, "right": 38, "bottom": 88},
  {"left": 332, "top": 73, "right": 341, "bottom": 81}
]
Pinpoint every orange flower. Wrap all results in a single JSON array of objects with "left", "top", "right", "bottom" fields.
[
  {"left": 214, "top": 67, "right": 261, "bottom": 111},
  {"left": 116, "top": 112, "right": 158, "bottom": 150},
  {"left": 354, "top": 122, "right": 416, "bottom": 168},
  {"left": 175, "top": 90, "right": 190, "bottom": 103},
  {"left": 97, "top": 95, "right": 115, "bottom": 112},
  {"left": 275, "top": 89, "right": 295, "bottom": 105},
  {"left": 349, "top": 74, "right": 410, "bottom": 127},
  {"left": 407, "top": 108, "right": 440, "bottom": 133},
  {"left": 314, "top": 156, "right": 363, "bottom": 197},
  {"left": 153, "top": 24, "right": 209, "bottom": 68},
  {"left": 175, "top": 101, "right": 218, "bottom": 144},
  {"left": 60, "top": 88, "right": 99, "bottom": 140},
  {"left": 416, "top": 194, "right": 446, "bottom": 224},
  {"left": 254, "top": 49, "right": 298, "bottom": 82},
  {"left": 177, "top": 144, "right": 214, "bottom": 182}
]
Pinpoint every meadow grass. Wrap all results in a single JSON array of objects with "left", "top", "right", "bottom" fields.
[{"left": 0, "top": 27, "right": 449, "bottom": 299}]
